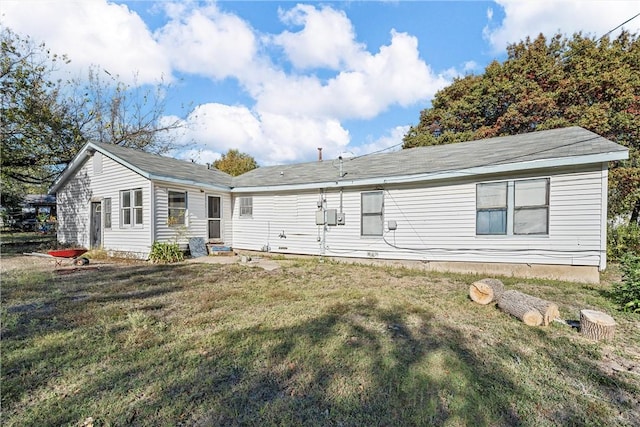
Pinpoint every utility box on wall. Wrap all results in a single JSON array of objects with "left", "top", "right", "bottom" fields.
[
  {"left": 337, "top": 212, "right": 345, "bottom": 225},
  {"left": 315, "top": 210, "right": 325, "bottom": 225},
  {"left": 326, "top": 209, "right": 337, "bottom": 226}
]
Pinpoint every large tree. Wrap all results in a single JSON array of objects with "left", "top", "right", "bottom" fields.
[
  {"left": 213, "top": 149, "right": 259, "bottom": 176},
  {"left": 403, "top": 31, "right": 640, "bottom": 224},
  {"left": 1, "top": 27, "right": 184, "bottom": 211}
]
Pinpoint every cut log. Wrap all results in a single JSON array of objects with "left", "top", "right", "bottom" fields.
[
  {"left": 497, "top": 290, "right": 543, "bottom": 326},
  {"left": 580, "top": 309, "right": 616, "bottom": 341},
  {"left": 469, "top": 278, "right": 505, "bottom": 305},
  {"left": 514, "top": 293, "right": 560, "bottom": 326}
]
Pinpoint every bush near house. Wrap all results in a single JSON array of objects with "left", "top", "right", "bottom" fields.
[
  {"left": 148, "top": 241, "right": 184, "bottom": 263},
  {"left": 611, "top": 254, "right": 640, "bottom": 313},
  {"left": 608, "top": 223, "right": 640, "bottom": 261}
]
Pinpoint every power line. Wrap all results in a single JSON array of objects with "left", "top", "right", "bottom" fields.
[{"left": 598, "top": 12, "right": 640, "bottom": 41}]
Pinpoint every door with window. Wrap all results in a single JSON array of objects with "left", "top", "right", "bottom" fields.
[
  {"left": 90, "top": 202, "right": 102, "bottom": 248},
  {"left": 207, "top": 196, "right": 222, "bottom": 241}
]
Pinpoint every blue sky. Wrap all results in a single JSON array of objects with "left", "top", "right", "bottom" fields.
[{"left": 2, "top": 1, "right": 639, "bottom": 166}]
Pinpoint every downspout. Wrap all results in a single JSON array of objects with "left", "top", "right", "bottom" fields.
[
  {"left": 599, "top": 163, "right": 608, "bottom": 272},
  {"left": 149, "top": 181, "right": 155, "bottom": 257}
]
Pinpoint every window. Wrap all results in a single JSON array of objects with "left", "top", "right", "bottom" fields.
[
  {"left": 120, "top": 189, "right": 143, "bottom": 227},
  {"left": 103, "top": 198, "right": 112, "bottom": 229},
  {"left": 168, "top": 191, "right": 187, "bottom": 226},
  {"left": 239, "top": 197, "right": 253, "bottom": 217},
  {"left": 514, "top": 179, "right": 549, "bottom": 235},
  {"left": 361, "top": 191, "right": 384, "bottom": 236},
  {"left": 476, "top": 182, "right": 507, "bottom": 235},
  {"left": 476, "top": 178, "right": 549, "bottom": 236}
]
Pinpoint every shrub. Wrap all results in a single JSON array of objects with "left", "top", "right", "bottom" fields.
[
  {"left": 611, "top": 254, "right": 640, "bottom": 313},
  {"left": 607, "top": 222, "right": 640, "bottom": 262},
  {"left": 148, "top": 241, "right": 184, "bottom": 264}
]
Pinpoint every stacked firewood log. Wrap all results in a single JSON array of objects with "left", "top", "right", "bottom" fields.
[
  {"left": 469, "top": 278, "right": 559, "bottom": 326},
  {"left": 469, "top": 278, "right": 616, "bottom": 340}
]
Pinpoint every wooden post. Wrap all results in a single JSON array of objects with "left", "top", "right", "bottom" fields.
[{"left": 580, "top": 309, "right": 616, "bottom": 341}]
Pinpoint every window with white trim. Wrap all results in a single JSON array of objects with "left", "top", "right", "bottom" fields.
[
  {"left": 168, "top": 191, "right": 187, "bottom": 226},
  {"left": 120, "top": 189, "right": 143, "bottom": 227},
  {"left": 239, "top": 197, "right": 253, "bottom": 217},
  {"left": 103, "top": 198, "right": 112, "bottom": 229},
  {"left": 361, "top": 191, "right": 384, "bottom": 236},
  {"left": 476, "top": 178, "right": 549, "bottom": 236}
]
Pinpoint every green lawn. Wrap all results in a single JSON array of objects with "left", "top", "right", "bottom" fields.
[{"left": 1, "top": 256, "right": 639, "bottom": 426}]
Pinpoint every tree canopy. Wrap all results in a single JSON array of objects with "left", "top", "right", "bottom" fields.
[
  {"left": 213, "top": 149, "right": 259, "bottom": 176},
  {"left": 1, "top": 27, "right": 184, "bottom": 211},
  {"left": 403, "top": 31, "right": 640, "bottom": 224}
]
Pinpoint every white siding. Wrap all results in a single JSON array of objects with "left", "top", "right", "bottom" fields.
[
  {"left": 231, "top": 164, "right": 606, "bottom": 267},
  {"left": 57, "top": 153, "right": 151, "bottom": 257},
  {"left": 153, "top": 183, "right": 232, "bottom": 248}
]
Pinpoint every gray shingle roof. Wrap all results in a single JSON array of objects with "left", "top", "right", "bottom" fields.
[
  {"left": 231, "top": 127, "right": 628, "bottom": 188},
  {"left": 91, "top": 142, "right": 233, "bottom": 188},
  {"left": 53, "top": 127, "right": 626, "bottom": 194}
]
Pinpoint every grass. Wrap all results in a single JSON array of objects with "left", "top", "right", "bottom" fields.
[{"left": 1, "top": 255, "right": 639, "bottom": 426}]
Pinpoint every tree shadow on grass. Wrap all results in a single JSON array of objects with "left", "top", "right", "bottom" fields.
[{"left": 158, "top": 299, "right": 525, "bottom": 426}]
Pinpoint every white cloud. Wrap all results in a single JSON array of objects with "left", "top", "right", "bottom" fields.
[
  {"left": 2, "top": 1, "right": 449, "bottom": 165},
  {"left": 155, "top": 3, "right": 257, "bottom": 79},
  {"left": 348, "top": 125, "right": 409, "bottom": 157},
  {"left": 256, "top": 29, "right": 448, "bottom": 120},
  {"left": 273, "top": 4, "right": 366, "bottom": 70},
  {"left": 1, "top": 0, "right": 170, "bottom": 85},
  {"left": 166, "top": 103, "right": 350, "bottom": 165},
  {"left": 485, "top": 0, "right": 640, "bottom": 52}
]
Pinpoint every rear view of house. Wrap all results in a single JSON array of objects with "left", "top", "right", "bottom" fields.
[
  {"left": 50, "top": 142, "right": 233, "bottom": 258},
  {"left": 51, "top": 127, "right": 629, "bottom": 283}
]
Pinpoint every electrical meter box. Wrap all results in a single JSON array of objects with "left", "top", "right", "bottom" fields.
[
  {"left": 326, "top": 209, "right": 337, "bottom": 226},
  {"left": 388, "top": 220, "right": 397, "bottom": 231},
  {"left": 315, "top": 210, "right": 325, "bottom": 225},
  {"left": 337, "top": 212, "right": 345, "bottom": 225}
]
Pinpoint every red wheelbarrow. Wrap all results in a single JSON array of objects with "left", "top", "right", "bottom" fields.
[{"left": 24, "top": 249, "right": 90, "bottom": 267}]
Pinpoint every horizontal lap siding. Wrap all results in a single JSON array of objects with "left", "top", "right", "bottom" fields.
[
  {"left": 154, "top": 184, "right": 232, "bottom": 247},
  {"left": 57, "top": 154, "right": 151, "bottom": 257},
  {"left": 232, "top": 164, "right": 605, "bottom": 267}
]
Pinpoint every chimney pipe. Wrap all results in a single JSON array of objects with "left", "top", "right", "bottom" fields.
[{"left": 317, "top": 147, "right": 323, "bottom": 161}]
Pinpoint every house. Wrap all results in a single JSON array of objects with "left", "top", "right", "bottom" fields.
[{"left": 50, "top": 127, "right": 629, "bottom": 283}]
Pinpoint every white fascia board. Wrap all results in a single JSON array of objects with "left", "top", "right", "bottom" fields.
[
  {"left": 49, "top": 144, "right": 96, "bottom": 193},
  {"left": 231, "top": 150, "right": 628, "bottom": 193},
  {"left": 150, "top": 176, "right": 231, "bottom": 192}
]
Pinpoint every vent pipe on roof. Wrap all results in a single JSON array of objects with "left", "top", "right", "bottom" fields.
[{"left": 317, "top": 147, "right": 323, "bottom": 161}]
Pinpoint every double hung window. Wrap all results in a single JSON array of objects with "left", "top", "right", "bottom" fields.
[
  {"left": 168, "top": 191, "right": 187, "bottom": 226},
  {"left": 476, "top": 178, "right": 549, "bottom": 236},
  {"left": 120, "top": 189, "right": 142, "bottom": 227},
  {"left": 361, "top": 191, "right": 384, "bottom": 236}
]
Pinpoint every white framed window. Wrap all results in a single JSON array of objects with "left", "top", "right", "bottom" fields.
[
  {"left": 476, "top": 182, "right": 507, "bottom": 235},
  {"left": 168, "top": 190, "right": 187, "bottom": 226},
  {"left": 476, "top": 178, "right": 549, "bottom": 236},
  {"left": 514, "top": 179, "right": 549, "bottom": 235},
  {"left": 361, "top": 191, "right": 384, "bottom": 236},
  {"left": 239, "top": 197, "right": 253, "bottom": 218},
  {"left": 120, "top": 189, "right": 143, "bottom": 227},
  {"left": 103, "top": 198, "right": 112, "bottom": 229}
]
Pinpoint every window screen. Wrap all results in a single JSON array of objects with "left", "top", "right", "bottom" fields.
[
  {"left": 168, "top": 191, "right": 187, "bottom": 226},
  {"left": 514, "top": 179, "right": 548, "bottom": 235},
  {"left": 476, "top": 182, "right": 507, "bottom": 235},
  {"left": 239, "top": 197, "right": 253, "bottom": 217},
  {"left": 361, "top": 191, "right": 383, "bottom": 236}
]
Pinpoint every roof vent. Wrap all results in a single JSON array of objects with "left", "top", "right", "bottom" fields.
[{"left": 317, "top": 147, "right": 323, "bottom": 161}]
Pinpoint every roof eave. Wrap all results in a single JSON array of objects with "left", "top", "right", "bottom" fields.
[{"left": 231, "top": 150, "right": 629, "bottom": 193}]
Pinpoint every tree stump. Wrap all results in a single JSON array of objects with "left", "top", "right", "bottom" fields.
[
  {"left": 497, "top": 290, "right": 543, "bottom": 326},
  {"left": 469, "top": 278, "right": 505, "bottom": 305},
  {"left": 580, "top": 309, "right": 616, "bottom": 341}
]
